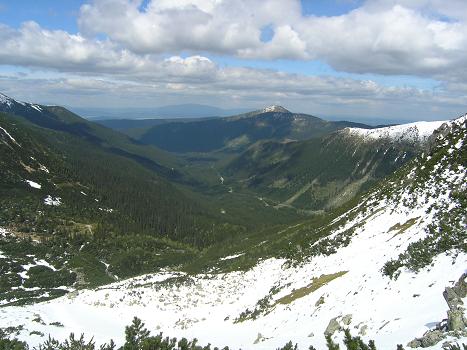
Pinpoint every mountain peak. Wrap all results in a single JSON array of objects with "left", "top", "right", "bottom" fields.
[
  {"left": 261, "top": 105, "right": 290, "bottom": 113},
  {"left": 0, "top": 92, "right": 15, "bottom": 108}
]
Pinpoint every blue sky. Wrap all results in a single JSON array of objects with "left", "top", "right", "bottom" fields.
[
  {"left": 0, "top": 1, "right": 81, "bottom": 32},
  {"left": 0, "top": 0, "right": 363, "bottom": 31},
  {"left": 0, "top": 0, "right": 465, "bottom": 122}
]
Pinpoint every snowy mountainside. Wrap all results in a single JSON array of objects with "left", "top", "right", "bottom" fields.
[
  {"left": 344, "top": 120, "right": 447, "bottom": 144},
  {"left": 1, "top": 115, "right": 465, "bottom": 348},
  {"left": 0, "top": 92, "right": 49, "bottom": 115}
]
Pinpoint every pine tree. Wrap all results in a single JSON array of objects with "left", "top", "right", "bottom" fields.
[{"left": 123, "top": 317, "right": 150, "bottom": 350}]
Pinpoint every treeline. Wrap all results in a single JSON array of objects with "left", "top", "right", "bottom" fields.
[{"left": 4, "top": 317, "right": 464, "bottom": 350}]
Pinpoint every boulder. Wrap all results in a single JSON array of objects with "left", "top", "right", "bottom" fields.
[
  {"left": 358, "top": 325, "right": 368, "bottom": 336},
  {"left": 342, "top": 314, "right": 353, "bottom": 325},
  {"left": 447, "top": 310, "right": 466, "bottom": 331},
  {"left": 407, "top": 339, "right": 421, "bottom": 348},
  {"left": 408, "top": 330, "right": 445, "bottom": 348},
  {"left": 253, "top": 333, "right": 266, "bottom": 344},
  {"left": 324, "top": 317, "right": 341, "bottom": 336},
  {"left": 452, "top": 273, "right": 467, "bottom": 298},
  {"left": 443, "top": 287, "right": 463, "bottom": 311},
  {"left": 420, "top": 330, "right": 445, "bottom": 347}
]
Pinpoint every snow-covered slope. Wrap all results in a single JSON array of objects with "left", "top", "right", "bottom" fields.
[
  {"left": 345, "top": 120, "right": 447, "bottom": 144},
  {"left": 1, "top": 116, "right": 466, "bottom": 349},
  {"left": 0, "top": 92, "right": 45, "bottom": 114},
  {"left": 261, "top": 105, "right": 291, "bottom": 114}
]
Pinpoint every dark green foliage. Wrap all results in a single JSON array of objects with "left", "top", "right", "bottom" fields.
[
  {"left": 224, "top": 131, "right": 417, "bottom": 211},
  {"left": 23, "top": 266, "right": 76, "bottom": 289},
  {"left": 136, "top": 111, "right": 366, "bottom": 153},
  {"left": 444, "top": 344, "right": 467, "bottom": 350},
  {"left": 0, "top": 318, "right": 445, "bottom": 350},
  {"left": 0, "top": 329, "right": 28, "bottom": 350},
  {"left": 326, "top": 334, "right": 340, "bottom": 350},
  {"left": 36, "top": 334, "right": 115, "bottom": 350},
  {"left": 276, "top": 341, "right": 298, "bottom": 350},
  {"left": 123, "top": 318, "right": 150, "bottom": 350}
]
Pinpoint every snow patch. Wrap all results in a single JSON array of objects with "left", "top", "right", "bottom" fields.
[
  {"left": 219, "top": 253, "right": 244, "bottom": 261},
  {"left": 25, "top": 180, "right": 41, "bottom": 189},
  {"left": 44, "top": 195, "right": 61, "bottom": 206},
  {"left": 0, "top": 126, "right": 20, "bottom": 146},
  {"left": 0, "top": 93, "right": 14, "bottom": 107},
  {"left": 0, "top": 227, "right": 9, "bottom": 237},
  {"left": 346, "top": 120, "right": 446, "bottom": 143},
  {"left": 39, "top": 164, "right": 50, "bottom": 173},
  {"left": 261, "top": 105, "right": 289, "bottom": 113},
  {"left": 30, "top": 104, "right": 43, "bottom": 112}
]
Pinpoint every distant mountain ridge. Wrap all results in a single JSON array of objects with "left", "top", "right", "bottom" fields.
[
  {"left": 73, "top": 103, "right": 250, "bottom": 120},
  {"left": 129, "top": 106, "right": 372, "bottom": 153}
]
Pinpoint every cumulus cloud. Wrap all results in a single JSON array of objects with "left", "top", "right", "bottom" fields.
[
  {"left": 74, "top": 0, "right": 467, "bottom": 80},
  {"left": 0, "top": 0, "right": 467, "bottom": 120}
]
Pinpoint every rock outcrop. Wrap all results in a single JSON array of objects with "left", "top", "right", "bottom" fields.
[{"left": 408, "top": 273, "right": 467, "bottom": 348}]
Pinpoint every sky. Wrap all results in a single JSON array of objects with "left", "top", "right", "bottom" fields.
[{"left": 0, "top": 0, "right": 467, "bottom": 122}]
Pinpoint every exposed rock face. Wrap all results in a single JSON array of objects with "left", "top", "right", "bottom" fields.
[
  {"left": 407, "top": 329, "right": 446, "bottom": 348},
  {"left": 445, "top": 273, "right": 467, "bottom": 332},
  {"left": 324, "top": 317, "right": 341, "bottom": 336},
  {"left": 447, "top": 310, "right": 466, "bottom": 332},
  {"left": 359, "top": 325, "right": 368, "bottom": 336},
  {"left": 420, "top": 330, "right": 445, "bottom": 347},
  {"left": 407, "top": 273, "right": 467, "bottom": 348},
  {"left": 342, "top": 314, "right": 352, "bottom": 326}
]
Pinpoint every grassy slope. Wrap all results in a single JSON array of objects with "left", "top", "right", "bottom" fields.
[{"left": 223, "top": 130, "right": 420, "bottom": 211}]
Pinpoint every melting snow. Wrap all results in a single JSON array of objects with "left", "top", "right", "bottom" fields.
[
  {"left": 262, "top": 105, "right": 289, "bottom": 113},
  {"left": 220, "top": 253, "right": 245, "bottom": 261},
  {"left": 25, "top": 180, "right": 41, "bottom": 189},
  {"left": 39, "top": 164, "right": 50, "bottom": 173},
  {"left": 44, "top": 195, "right": 61, "bottom": 206},
  {"left": 0, "top": 126, "right": 20, "bottom": 146},
  {"left": 30, "top": 104, "right": 43, "bottom": 112},
  {"left": 0, "top": 227, "right": 8, "bottom": 237},
  {"left": 0, "top": 93, "right": 13, "bottom": 107}
]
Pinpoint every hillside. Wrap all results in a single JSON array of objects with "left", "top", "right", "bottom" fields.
[
  {"left": 222, "top": 120, "right": 445, "bottom": 212},
  {"left": 1, "top": 114, "right": 465, "bottom": 349},
  {"left": 124, "top": 106, "right": 372, "bottom": 153},
  {"left": 0, "top": 94, "right": 256, "bottom": 305}
]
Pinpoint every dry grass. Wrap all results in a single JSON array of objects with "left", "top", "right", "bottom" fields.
[{"left": 276, "top": 271, "right": 348, "bottom": 305}]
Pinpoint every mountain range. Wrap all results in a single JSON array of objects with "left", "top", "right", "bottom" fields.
[
  {"left": 0, "top": 92, "right": 465, "bottom": 349},
  {"left": 73, "top": 103, "right": 250, "bottom": 120}
]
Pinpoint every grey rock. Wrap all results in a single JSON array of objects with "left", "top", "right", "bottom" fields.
[
  {"left": 342, "top": 314, "right": 353, "bottom": 326},
  {"left": 443, "top": 287, "right": 463, "bottom": 311},
  {"left": 407, "top": 339, "right": 421, "bottom": 348},
  {"left": 420, "top": 330, "right": 445, "bottom": 347},
  {"left": 253, "top": 333, "right": 265, "bottom": 344},
  {"left": 447, "top": 309, "right": 466, "bottom": 331},
  {"left": 452, "top": 273, "right": 467, "bottom": 298},
  {"left": 324, "top": 317, "right": 341, "bottom": 336}
]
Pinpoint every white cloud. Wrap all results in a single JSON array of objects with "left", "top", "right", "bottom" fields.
[
  {"left": 74, "top": 0, "right": 467, "bottom": 80},
  {"left": 0, "top": 0, "right": 467, "bottom": 121}
]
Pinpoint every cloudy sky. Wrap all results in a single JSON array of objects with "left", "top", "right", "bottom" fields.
[{"left": 0, "top": 0, "right": 467, "bottom": 122}]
